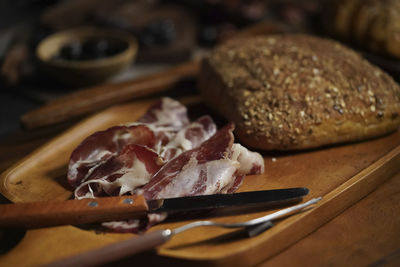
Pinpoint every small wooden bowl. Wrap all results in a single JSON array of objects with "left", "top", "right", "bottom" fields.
[{"left": 36, "top": 27, "right": 138, "bottom": 86}]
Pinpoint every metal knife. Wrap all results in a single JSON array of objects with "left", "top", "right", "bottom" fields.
[{"left": 0, "top": 187, "right": 308, "bottom": 229}]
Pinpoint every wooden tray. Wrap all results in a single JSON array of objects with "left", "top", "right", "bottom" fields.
[{"left": 1, "top": 97, "right": 400, "bottom": 267}]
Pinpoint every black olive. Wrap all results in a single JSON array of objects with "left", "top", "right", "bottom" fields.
[
  {"left": 59, "top": 41, "right": 83, "bottom": 60},
  {"left": 82, "top": 38, "right": 110, "bottom": 59},
  {"left": 53, "top": 37, "right": 127, "bottom": 62},
  {"left": 138, "top": 19, "right": 176, "bottom": 47}
]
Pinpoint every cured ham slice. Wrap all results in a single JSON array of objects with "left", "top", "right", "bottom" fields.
[
  {"left": 137, "top": 97, "right": 190, "bottom": 128},
  {"left": 158, "top": 115, "right": 216, "bottom": 161},
  {"left": 102, "top": 213, "right": 168, "bottom": 234},
  {"left": 68, "top": 98, "right": 217, "bottom": 190},
  {"left": 75, "top": 144, "right": 163, "bottom": 199},
  {"left": 140, "top": 124, "right": 239, "bottom": 200},
  {"left": 231, "top": 144, "right": 264, "bottom": 175},
  {"left": 140, "top": 123, "right": 264, "bottom": 200},
  {"left": 67, "top": 97, "right": 265, "bottom": 233},
  {"left": 68, "top": 125, "right": 155, "bottom": 188}
]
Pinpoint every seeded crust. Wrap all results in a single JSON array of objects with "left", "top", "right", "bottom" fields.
[{"left": 198, "top": 34, "right": 400, "bottom": 150}]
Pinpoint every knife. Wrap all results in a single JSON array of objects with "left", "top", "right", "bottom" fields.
[{"left": 0, "top": 187, "right": 308, "bottom": 229}]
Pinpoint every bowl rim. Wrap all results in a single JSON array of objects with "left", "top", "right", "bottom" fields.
[{"left": 36, "top": 26, "right": 138, "bottom": 69}]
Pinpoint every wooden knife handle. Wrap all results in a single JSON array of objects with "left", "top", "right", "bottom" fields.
[
  {"left": 0, "top": 195, "right": 149, "bottom": 228},
  {"left": 21, "top": 60, "right": 200, "bottom": 129},
  {"left": 43, "top": 229, "right": 172, "bottom": 267}
]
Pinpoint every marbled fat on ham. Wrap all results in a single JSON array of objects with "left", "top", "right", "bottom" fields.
[
  {"left": 67, "top": 97, "right": 264, "bottom": 232},
  {"left": 137, "top": 97, "right": 189, "bottom": 128},
  {"left": 156, "top": 115, "right": 217, "bottom": 161},
  {"left": 68, "top": 98, "right": 219, "bottom": 199},
  {"left": 140, "top": 123, "right": 241, "bottom": 200},
  {"left": 68, "top": 125, "right": 156, "bottom": 188},
  {"left": 68, "top": 97, "right": 188, "bottom": 187},
  {"left": 74, "top": 144, "right": 163, "bottom": 199}
]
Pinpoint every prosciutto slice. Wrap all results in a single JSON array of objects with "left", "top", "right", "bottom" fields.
[
  {"left": 68, "top": 125, "right": 156, "bottom": 188},
  {"left": 75, "top": 144, "right": 163, "bottom": 199},
  {"left": 68, "top": 98, "right": 188, "bottom": 188},
  {"left": 157, "top": 115, "right": 216, "bottom": 161},
  {"left": 137, "top": 96, "right": 189, "bottom": 128},
  {"left": 67, "top": 97, "right": 264, "bottom": 233},
  {"left": 140, "top": 124, "right": 241, "bottom": 200}
]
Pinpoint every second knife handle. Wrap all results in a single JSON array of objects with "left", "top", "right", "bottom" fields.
[{"left": 42, "top": 229, "right": 173, "bottom": 267}]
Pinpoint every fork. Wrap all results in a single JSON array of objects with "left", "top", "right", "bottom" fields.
[{"left": 44, "top": 197, "right": 321, "bottom": 267}]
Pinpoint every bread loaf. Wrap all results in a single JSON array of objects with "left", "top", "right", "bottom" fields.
[{"left": 198, "top": 34, "right": 400, "bottom": 150}]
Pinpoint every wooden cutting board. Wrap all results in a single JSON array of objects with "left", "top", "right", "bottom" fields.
[{"left": 1, "top": 96, "right": 399, "bottom": 267}]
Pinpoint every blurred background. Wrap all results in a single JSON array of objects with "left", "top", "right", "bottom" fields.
[{"left": 1, "top": 0, "right": 399, "bottom": 138}]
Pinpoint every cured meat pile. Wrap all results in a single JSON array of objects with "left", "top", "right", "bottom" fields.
[{"left": 67, "top": 98, "right": 264, "bottom": 232}]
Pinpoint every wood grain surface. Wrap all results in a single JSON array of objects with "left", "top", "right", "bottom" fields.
[
  {"left": 260, "top": 171, "right": 400, "bottom": 267},
  {"left": 1, "top": 97, "right": 400, "bottom": 266}
]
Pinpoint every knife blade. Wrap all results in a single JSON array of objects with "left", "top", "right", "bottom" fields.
[
  {"left": 149, "top": 187, "right": 309, "bottom": 216},
  {"left": 0, "top": 187, "right": 308, "bottom": 229}
]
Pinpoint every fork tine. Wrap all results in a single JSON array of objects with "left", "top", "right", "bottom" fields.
[{"left": 245, "top": 221, "right": 274, "bottom": 237}]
